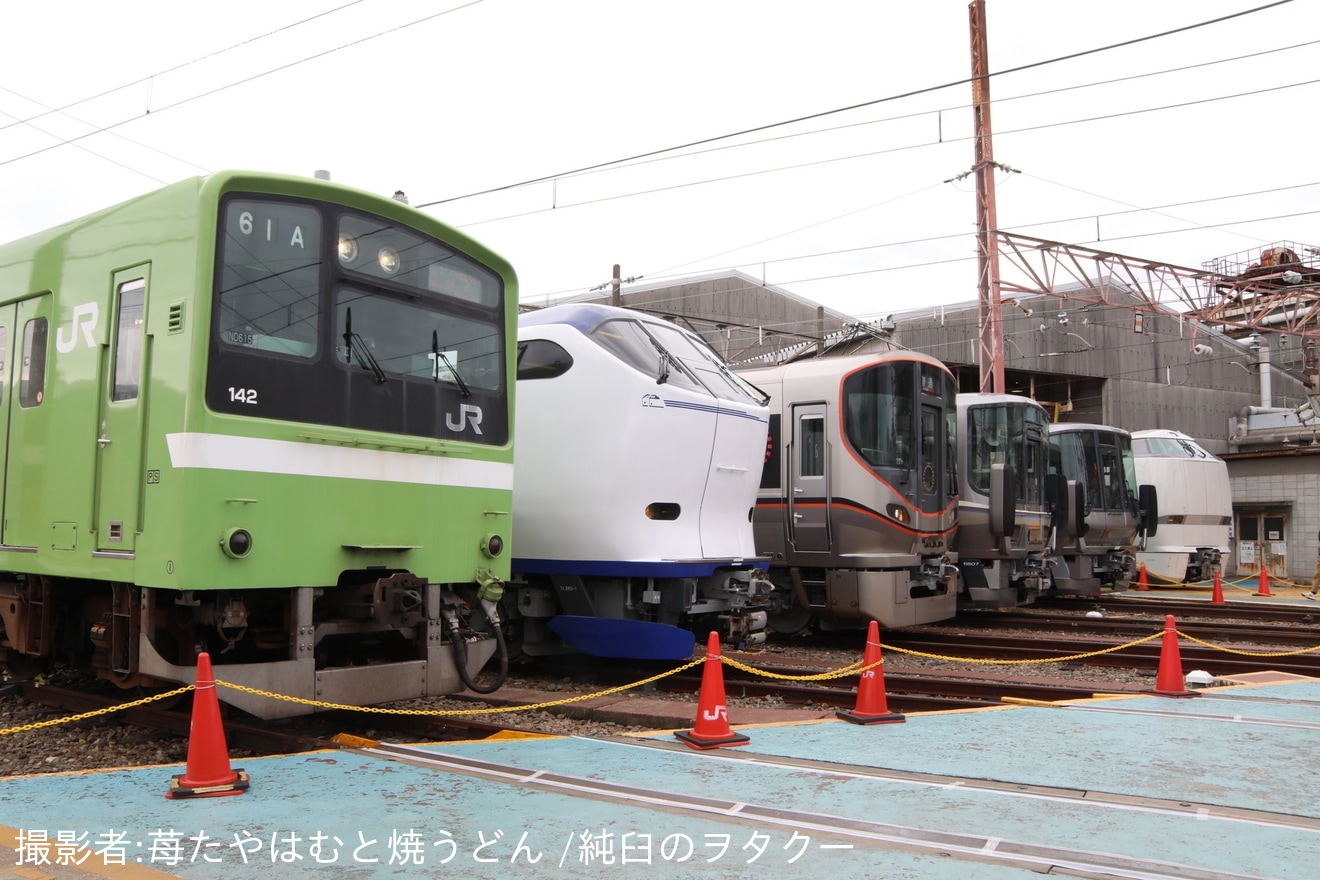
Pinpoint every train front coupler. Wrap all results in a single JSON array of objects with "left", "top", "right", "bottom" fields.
[
  {"left": 1190, "top": 548, "right": 1223, "bottom": 581},
  {"left": 718, "top": 608, "right": 769, "bottom": 650},
  {"left": 713, "top": 570, "right": 772, "bottom": 649},
  {"left": 915, "top": 557, "right": 959, "bottom": 595}
]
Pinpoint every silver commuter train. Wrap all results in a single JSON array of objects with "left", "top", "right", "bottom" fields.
[
  {"left": 1045, "top": 423, "right": 1157, "bottom": 594},
  {"left": 954, "top": 393, "right": 1053, "bottom": 607},
  {"left": 1130, "top": 429, "right": 1230, "bottom": 584},
  {"left": 736, "top": 351, "right": 960, "bottom": 633},
  {"left": 507, "top": 303, "right": 773, "bottom": 659}
]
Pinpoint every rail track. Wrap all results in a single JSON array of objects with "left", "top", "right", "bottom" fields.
[
  {"left": 880, "top": 627, "right": 1320, "bottom": 678},
  {"left": 1034, "top": 594, "right": 1320, "bottom": 624},
  {"left": 5, "top": 682, "right": 541, "bottom": 759},
  {"left": 9, "top": 593, "right": 1319, "bottom": 772}
]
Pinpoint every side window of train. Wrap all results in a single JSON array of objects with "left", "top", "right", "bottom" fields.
[
  {"left": 112, "top": 279, "right": 146, "bottom": 401},
  {"left": 516, "top": 339, "right": 574, "bottom": 380},
  {"left": 800, "top": 415, "right": 825, "bottom": 477},
  {"left": 19, "top": 318, "right": 48, "bottom": 407}
]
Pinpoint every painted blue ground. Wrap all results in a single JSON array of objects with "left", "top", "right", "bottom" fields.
[
  {"left": 2, "top": 746, "right": 1045, "bottom": 880},
  {"left": 2, "top": 681, "right": 1318, "bottom": 879}
]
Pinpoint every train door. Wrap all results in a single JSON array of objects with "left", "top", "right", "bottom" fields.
[
  {"left": 1234, "top": 509, "right": 1289, "bottom": 578},
  {"left": 93, "top": 270, "right": 149, "bottom": 553},
  {"left": 788, "top": 403, "right": 829, "bottom": 552},
  {"left": 0, "top": 304, "right": 11, "bottom": 544},
  {"left": 697, "top": 404, "right": 763, "bottom": 557},
  {"left": 916, "top": 404, "right": 944, "bottom": 513},
  {"left": 0, "top": 296, "right": 52, "bottom": 549}
]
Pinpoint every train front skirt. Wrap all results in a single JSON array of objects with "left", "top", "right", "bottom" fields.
[{"left": 548, "top": 616, "right": 697, "bottom": 660}]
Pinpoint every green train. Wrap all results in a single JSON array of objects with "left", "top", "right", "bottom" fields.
[{"left": 0, "top": 171, "right": 516, "bottom": 718}]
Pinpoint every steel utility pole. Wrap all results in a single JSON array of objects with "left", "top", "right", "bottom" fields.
[{"left": 970, "top": 0, "right": 1004, "bottom": 393}]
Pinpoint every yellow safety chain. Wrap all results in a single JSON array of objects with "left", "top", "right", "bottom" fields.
[
  {"left": 213, "top": 659, "right": 706, "bottom": 715},
  {"left": 880, "top": 631, "right": 1165, "bottom": 665},
  {"left": 7, "top": 621, "right": 1320, "bottom": 733},
  {"left": 722, "top": 657, "right": 874, "bottom": 680},
  {"left": 1177, "top": 631, "right": 1320, "bottom": 657},
  {"left": 1142, "top": 571, "right": 1315, "bottom": 592},
  {"left": 0, "top": 685, "right": 193, "bottom": 737}
]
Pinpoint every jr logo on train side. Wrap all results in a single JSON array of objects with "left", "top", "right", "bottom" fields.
[{"left": 56, "top": 301, "right": 99, "bottom": 352}]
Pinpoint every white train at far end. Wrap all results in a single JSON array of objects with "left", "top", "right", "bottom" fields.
[{"left": 1130, "top": 429, "right": 1232, "bottom": 584}]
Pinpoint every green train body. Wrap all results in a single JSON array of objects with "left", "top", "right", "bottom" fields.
[{"left": 0, "top": 171, "right": 516, "bottom": 717}]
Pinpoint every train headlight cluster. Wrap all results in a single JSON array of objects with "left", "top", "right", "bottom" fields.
[
  {"left": 220, "top": 527, "right": 253, "bottom": 559},
  {"left": 886, "top": 504, "right": 912, "bottom": 525},
  {"left": 481, "top": 534, "right": 505, "bottom": 559},
  {"left": 377, "top": 246, "right": 401, "bottom": 275}
]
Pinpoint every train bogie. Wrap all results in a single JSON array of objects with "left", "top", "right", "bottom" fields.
[
  {"left": 0, "top": 172, "right": 516, "bottom": 716},
  {"left": 508, "top": 304, "right": 772, "bottom": 659},
  {"left": 738, "top": 352, "right": 960, "bottom": 632}
]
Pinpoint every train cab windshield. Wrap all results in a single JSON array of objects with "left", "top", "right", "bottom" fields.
[
  {"left": 842, "top": 361, "right": 958, "bottom": 500},
  {"left": 1132, "top": 434, "right": 1217, "bottom": 459},
  {"left": 1050, "top": 429, "right": 1138, "bottom": 514},
  {"left": 588, "top": 317, "right": 767, "bottom": 405},
  {"left": 207, "top": 196, "right": 508, "bottom": 443},
  {"left": 968, "top": 403, "right": 1048, "bottom": 504}
]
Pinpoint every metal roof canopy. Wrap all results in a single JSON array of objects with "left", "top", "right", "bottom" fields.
[{"left": 996, "top": 232, "right": 1320, "bottom": 348}]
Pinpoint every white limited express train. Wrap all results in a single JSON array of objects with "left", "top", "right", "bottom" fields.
[{"left": 507, "top": 304, "right": 773, "bottom": 659}]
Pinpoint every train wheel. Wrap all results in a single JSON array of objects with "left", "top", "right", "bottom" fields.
[
  {"left": 767, "top": 603, "right": 812, "bottom": 635},
  {"left": 2, "top": 654, "right": 49, "bottom": 682}
]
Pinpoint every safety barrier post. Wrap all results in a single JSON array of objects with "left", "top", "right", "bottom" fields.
[
  {"left": 675, "top": 632, "right": 750, "bottom": 750},
  {"left": 1255, "top": 563, "right": 1273, "bottom": 597},
  {"left": 1141, "top": 616, "right": 1200, "bottom": 699},
  {"left": 166, "top": 653, "right": 250, "bottom": 799},
  {"left": 837, "top": 620, "right": 904, "bottom": 725}
]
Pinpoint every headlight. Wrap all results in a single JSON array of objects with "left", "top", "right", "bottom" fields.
[
  {"left": 337, "top": 234, "right": 359, "bottom": 264},
  {"left": 377, "top": 246, "right": 401, "bottom": 275},
  {"left": 221, "top": 527, "right": 253, "bottom": 559}
]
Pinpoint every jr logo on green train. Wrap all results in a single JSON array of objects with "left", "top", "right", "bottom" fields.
[{"left": 56, "top": 301, "right": 99, "bottom": 352}]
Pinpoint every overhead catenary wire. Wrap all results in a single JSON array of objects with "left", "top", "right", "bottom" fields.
[
  {"left": 0, "top": 0, "right": 1311, "bottom": 320},
  {"left": 0, "top": 0, "right": 487, "bottom": 171}
]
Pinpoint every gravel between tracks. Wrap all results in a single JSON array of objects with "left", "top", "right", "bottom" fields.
[{"left": 1, "top": 632, "right": 1166, "bottom": 779}]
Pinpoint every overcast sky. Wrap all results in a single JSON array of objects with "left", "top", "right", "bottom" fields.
[{"left": 2, "top": 0, "right": 1316, "bottom": 323}]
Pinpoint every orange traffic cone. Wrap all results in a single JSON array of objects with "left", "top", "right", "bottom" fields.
[
  {"left": 1142, "top": 615, "right": 1199, "bottom": 699},
  {"left": 166, "top": 653, "right": 250, "bottom": 799},
  {"left": 1255, "top": 563, "right": 1273, "bottom": 597},
  {"left": 1136, "top": 562, "right": 1149, "bottom": 591},
  {"left": 837, "top": 620, "right": 904, "bottom": 725},
  {"left": 675, "top": 632, "right": 750, "bottom": 750},
  {"left": 1211, "top": 570, "right": 1225, "bottom": 605}
]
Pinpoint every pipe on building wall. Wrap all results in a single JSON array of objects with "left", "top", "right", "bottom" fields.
[
  {"left": 1257, "top": 339, "right": 1273, "bottom": 408},
  {"left": 1228, "top": 427, "right": 1320, "bottom": 447}
]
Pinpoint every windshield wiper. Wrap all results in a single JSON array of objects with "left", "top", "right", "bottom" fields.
[
  {"left": 342, "top": 308, "right": 387, "bottom": 385},
  {"left": 432, "top": 330, "right": 471, "bottom": 398},
  {"left": 656, "top": 349, "right": 671, "bottom": 385}
]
